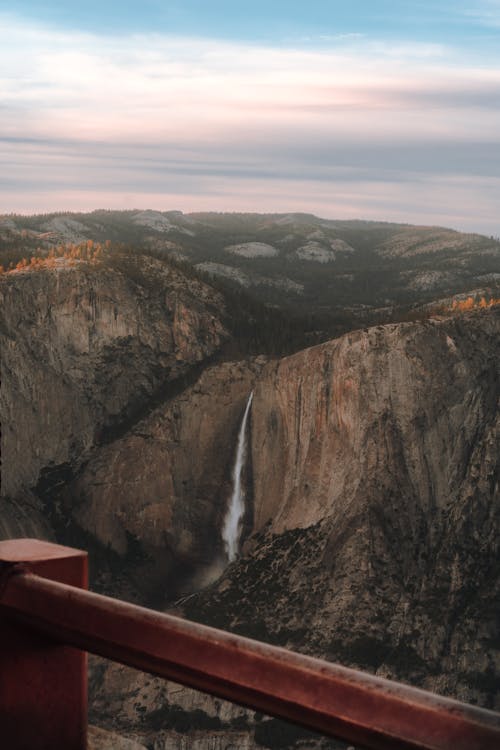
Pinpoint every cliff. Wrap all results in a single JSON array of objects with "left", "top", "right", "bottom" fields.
[
  {"left": 88, "top": 308, "right": 499, "bottom": 749},
  {"left": 187, "top": 308, "right": 500, "bottom": 706},
  {"left": 1, "top": 253, "right": 498, "bottom": 746},
  {"left": 65, "top": 358, "right": 263, "bottom": 601},
  {"left": 251, "top": 311, "right": 499, "bottom": 536},
  {"left": 0, "top": 257, "right": 228, "bottom": 531}
]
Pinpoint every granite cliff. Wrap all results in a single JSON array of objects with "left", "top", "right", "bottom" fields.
[
  {"left": 64, "top": 358, "right": 264, "bottom": 601},
  {"left": 2, "top": 211, "right": 499, "bottom": 337},
  {"left": 194, "top": 309, "right": 500, "bottom": 704},
  {"left": 88, "top": 308, "right": 499, "bottom": 748},
  {"left": 251, "top": 311, "right": 499, "bottom": 536},
  {"left": 0, "top": 252, "right": 498, "bottom": 749},
  {"left": 0, "top": 257, "right": 228, "bottom": 542}
]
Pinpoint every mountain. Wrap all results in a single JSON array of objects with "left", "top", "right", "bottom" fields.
[
  {"left": 1, "top": 210, "right": 499, "bottom": 342},
  {"left": 87, "top": 306, "right": 499, "bottom": 750},
  {"left": 0, "top": 254, "right": 229, "bottom": 546},
  {"left": 0, "top": 222, "right": 498, "bottom": 749}
]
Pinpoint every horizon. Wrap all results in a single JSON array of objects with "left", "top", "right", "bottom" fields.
[
  {"left": 1, "top": 2, "right": 500, "bottom": 235},
  {"left": 1, "top": 206, "right": 495, "bottom": 238}
]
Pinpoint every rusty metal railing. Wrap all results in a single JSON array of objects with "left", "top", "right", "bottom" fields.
[{"left": 0, "top": 539, "right": 499, "bottom": 750}]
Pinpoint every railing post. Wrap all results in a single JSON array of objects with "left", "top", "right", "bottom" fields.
[{"left": 0, "top": 538, "right": 88, "bottom": 750}]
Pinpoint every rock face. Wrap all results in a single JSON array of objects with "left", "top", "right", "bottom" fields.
[
  {"left": 3, "top": 211, "right": 499, "bottom": 344},
  {"left": 0, "top": 495, "right": 53, "bottom": 541},
  {"left": 65, "top": 358, "right": 263, "bottom": 601},
  {"left": 187, "top": 308, "right": 500, "bottom": 708},
  {"left": 88, "top": 307, "right": 499, "bottom": 749},
  {"left": 88, "top": 725, "right": 148, "bottom": 750},
  {"left": 225, "top": 243, "right": 278, "bottom": 258},
  {"left": 251, "top": 310, "right": 499, "bottom": 536},
  {"left": 1, "top": 249, "right": 498, "bottom": 747},
  {"left": 0, "top": 258, "right": 228, "bottom": 509}
]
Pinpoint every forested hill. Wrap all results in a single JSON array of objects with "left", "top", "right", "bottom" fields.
[{"left": 1, "top": 209, "right": 499, "bottom": 344}]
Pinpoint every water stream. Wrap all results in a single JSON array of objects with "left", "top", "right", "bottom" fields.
[{"left": 222, "top": 392, "right": 253, "bottom": 561}]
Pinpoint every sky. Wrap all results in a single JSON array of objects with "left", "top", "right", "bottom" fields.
[{"left": 1, "top": 1, "right": 500, "bottom": 233}]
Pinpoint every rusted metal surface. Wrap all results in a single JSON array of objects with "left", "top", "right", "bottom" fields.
[
  {"left": 0, "top": 541, "right": 499, "bottom": 750},
  {"left": 0, "top": 539, "right": 88, "bottom": 750}
]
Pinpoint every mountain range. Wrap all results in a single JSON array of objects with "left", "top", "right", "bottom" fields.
[{"left": 0, "top": 211, "right": 498, "bottom": 749}]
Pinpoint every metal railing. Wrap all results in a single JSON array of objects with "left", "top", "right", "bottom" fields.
[{"left": 0, "top": 538, "right": 499, "bottom": 750}]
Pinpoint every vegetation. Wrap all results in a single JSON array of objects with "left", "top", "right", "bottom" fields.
[
  {"left": 449, "top": 295, "right": 500, "bottom": 311},
  {"left": 0, "top": 211, "right": 500, "bottom": 368},
  {"left": 254, "top": 718, "right": 324, "bottom": 749},
  {"left": 202, "top": 273, "right": 330, "bottom": 356},
  {"left": 1, "top": 210, "right": 499, "bottom": 359},
  {"left": 0, "top": 239, "right": 106, "bottom": 272},
  {"left": 0, "top": 235, "right": 324, "bottom": 356},
  {"left": 145, "top": 704, "right": 222, "bottom": 733}
]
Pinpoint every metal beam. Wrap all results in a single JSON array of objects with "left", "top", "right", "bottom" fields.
[
  {"left": 0, "top": 539, "right": 88, "bottom": 750},
  {"left": 1, "top": 548, "right": 499, "bottom": 750}
]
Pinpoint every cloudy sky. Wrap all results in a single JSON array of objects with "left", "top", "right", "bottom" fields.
[{"left": 1, "top": 1, "right": 500, "bottom": 233}]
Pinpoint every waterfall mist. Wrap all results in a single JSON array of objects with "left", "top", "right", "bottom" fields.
[{"left": 222, "top": 392, "right": 253, "bottom": 562}]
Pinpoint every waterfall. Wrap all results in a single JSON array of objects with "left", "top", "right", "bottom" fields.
[{"left": 222, "top": 392, "right": 253, "bottom": 562}]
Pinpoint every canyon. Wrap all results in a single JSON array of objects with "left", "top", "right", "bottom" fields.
[
  {"left": 90, "top": 305, "right": 500, "bottom": 749},
  {"left": 0, "top": 227, "right": 499, "bottom": 749}
]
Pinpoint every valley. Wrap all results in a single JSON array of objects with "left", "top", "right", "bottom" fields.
[
  {"left": 0, "top": 211, "right": 499, "bottom": 749},
  {"left": 2, "top": 210, "right": 499, "bottom": 343}
]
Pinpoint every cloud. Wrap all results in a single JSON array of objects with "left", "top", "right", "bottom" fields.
[
  {"left": 0, "top": 13, "right": 499, "bottom": 234},
  {"left": 465, "top": 1, "right": 500, "bottom": 28}
]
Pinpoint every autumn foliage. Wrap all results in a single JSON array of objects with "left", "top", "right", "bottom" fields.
[
  {"left": 0, "top": 240, "right": 107, "bottom": 274},
  {"left": 449, "top": 296, "right": 500, "bottom": 312}
]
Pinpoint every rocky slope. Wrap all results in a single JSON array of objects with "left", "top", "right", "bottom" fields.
[
  {"left": 0, "top": 256, "right": 228, "bottom": 538},
  {"left": 193, "top": 309, "right": 500, "bottom": 705},
  {"left": 2, "top": 210, "right": 499, "bottom": 339},
  {"left": 1, "top": 242, "right": 498, "bottom": 748},
  {"left": 88, "top": 308, "right": 499, "bottom": 748},
  {"left": 64, "top": 358, "right": 264, "bottom": 602},
  {"left": 250, "top": 310, "right": 499, "bottom": 536}
]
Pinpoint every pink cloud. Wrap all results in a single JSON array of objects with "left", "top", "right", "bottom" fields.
[{"left": 1, "top": 14, "right": 499, "bottom": 234}]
